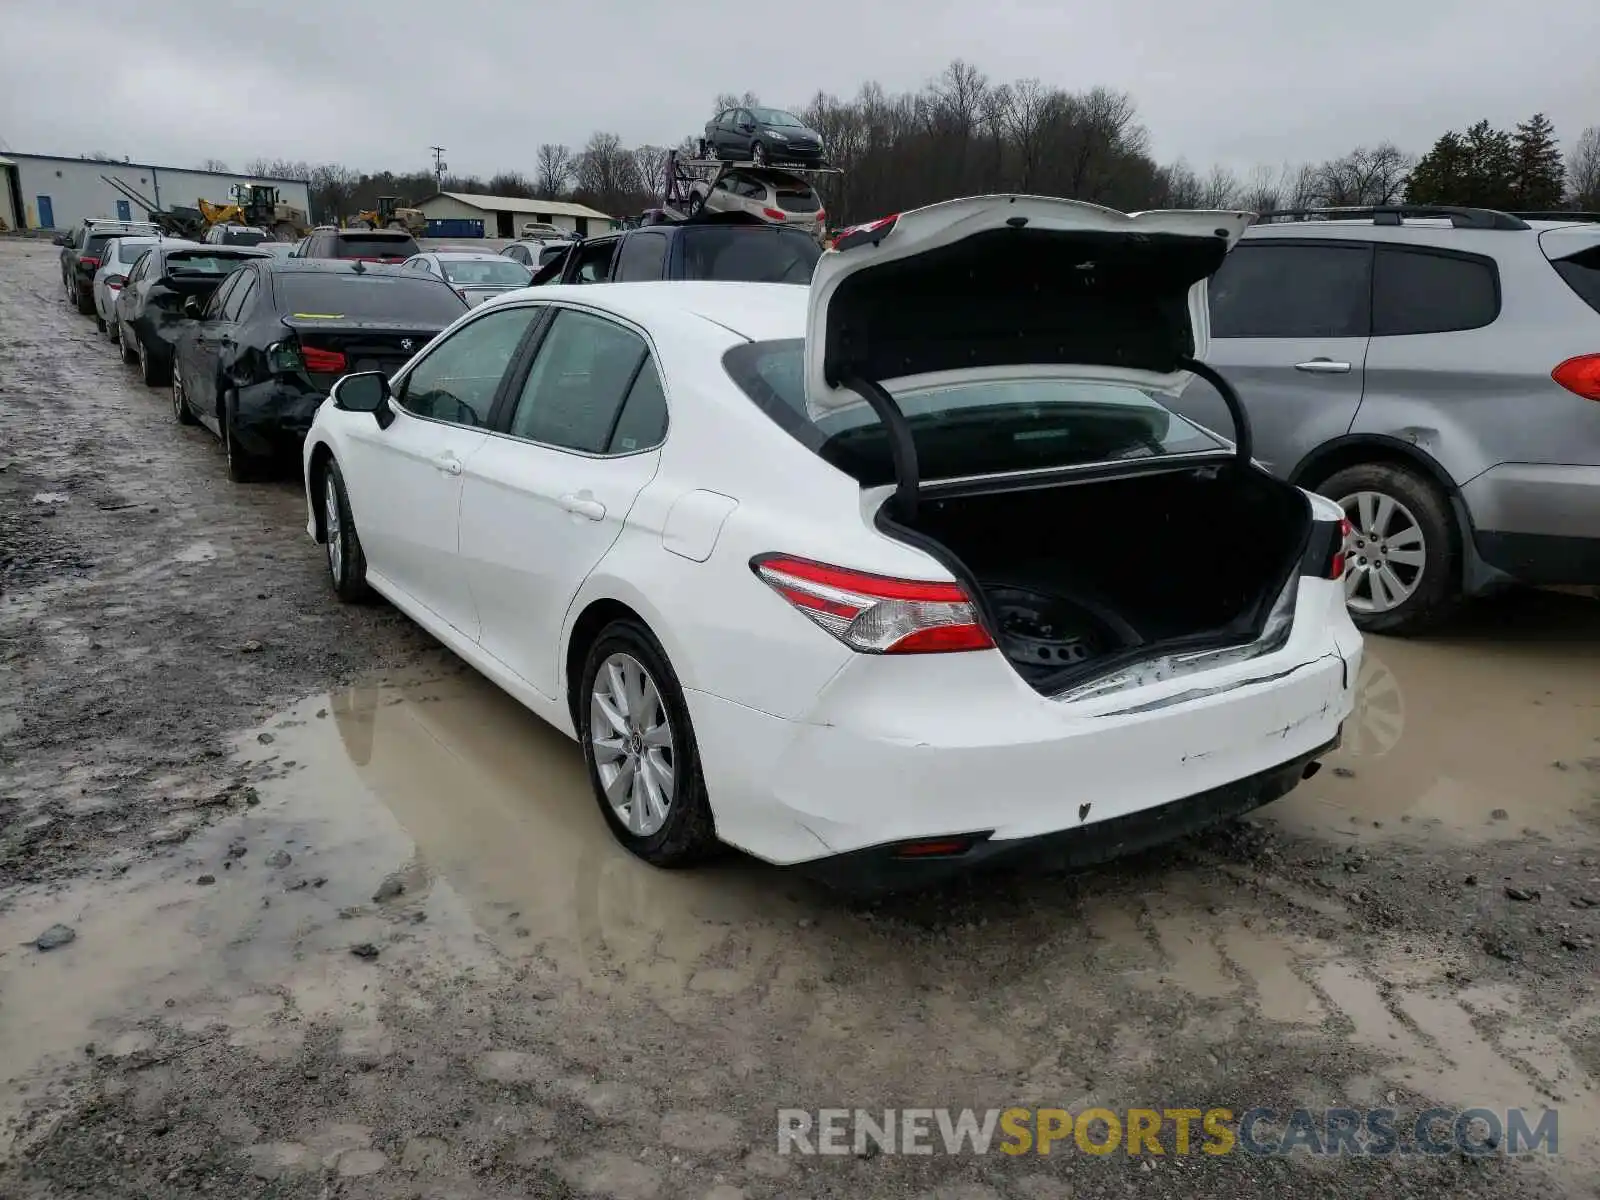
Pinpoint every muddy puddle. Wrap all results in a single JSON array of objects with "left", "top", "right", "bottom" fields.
[
  {"left": 1269, "top": 591, "right": 1600, "bottom": 846},
  {"left": 3, "top": 597, "right": 1598, "bottom": 1179}
]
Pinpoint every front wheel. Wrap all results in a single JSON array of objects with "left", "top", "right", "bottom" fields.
[
  {"left": 1317, "top": 461, "right": 1460, "bottom": 635},
  {"left": 750, "top": 140, "right": 768, "bottom": 165},
  {"left": 321, "top": 459, "right": 371, "bottom": 602},
  {"left": 116, "top": 320, "right": 137, "bottom": 363},
  {"left": 579, "top": 621, "right": 716, "bottom": 867}
]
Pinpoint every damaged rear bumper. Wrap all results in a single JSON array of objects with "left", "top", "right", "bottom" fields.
[{"left": 685, "top": 579, "right": 1361, "bottom": 879}]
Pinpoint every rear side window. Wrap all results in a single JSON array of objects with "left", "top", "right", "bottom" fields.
[
  {"left": 1550, "top": 246, "right": 1600, "bottom": 315},
  {"left": 276, "top": 274, "right": 468, "bottom": 321},
  {"left": 1372, "top": 247, "right": 1499, "bottom": 335},
  {"left": 613, "top": 232, "right": 669, "bottom": 282},
  {"left": 333, "top": 233, "right": 420, "bottom": 259},
  {"left": 507, "top": 309, "right": 658, "bottom": 454},
  {"left": 1209, "top": 242, "right": 1371, "bottom": 338},
  {"left": 677, "top": 226, "right": 820, "bottom": 283}
]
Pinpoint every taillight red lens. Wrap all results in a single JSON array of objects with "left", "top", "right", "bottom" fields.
[
  {"left": 762, "top": 207, "right": 787, "bottom": 221},
  {"left": 106, "top": 275, "right": 126, "bottom": 290},
  {"left": 752, "top": 555, "right": 995, "bottom": 654},
  {"left": 1330, "top": 518, "right": 1353, "bottom": 579},
  {"left": 301, "top": 346, "right": 348, "bottom": 373},
  {"left": 815, "top": 209, "right": 826, "bottom": 222},
  {"left": 1552, "top": 354, "right": 1600, "bottom": 401},
  {"left": 80, "top": 256, "right": 101, "bottom": 269}
]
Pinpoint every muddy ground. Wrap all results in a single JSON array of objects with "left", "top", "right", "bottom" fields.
[{"left": 1, "top": 235, "right": 1598, "bottom": 1199}]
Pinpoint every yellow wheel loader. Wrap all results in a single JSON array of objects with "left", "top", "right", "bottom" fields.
[{"left": 350, "top": 196, "right": 426, "bottom": 236}]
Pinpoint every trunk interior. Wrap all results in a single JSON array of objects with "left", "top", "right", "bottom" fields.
[{"left": 887, "top": 464, "right": 1312, "bottom": 694}]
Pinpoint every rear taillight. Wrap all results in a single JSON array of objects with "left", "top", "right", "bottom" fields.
[
  {"left": 1552, "top": 354, "right": 1600, "bottom": 401},
  {"left": 1330, "top": 518, "right": 1353, "bottom": 579},
  {"left": 832, "top": 213, "right": 899, "bottom": 252},
  {"left": 80, "top": 256, "right": 101, "bottom": 270},
  {"left": 762, "top": 207, "right": 787, "bottom": 222},
  {"left": 815, "top": 209, "right": 826, "bottom": 222},
  {"left": 106, "top": 275, "right": 126, "bottom": 291},
  {"left": 752, "top": 555, "right": 995, "bottom": 654},
  {"left": 302, "top": 346, "right": 348, "bottom": 373}
]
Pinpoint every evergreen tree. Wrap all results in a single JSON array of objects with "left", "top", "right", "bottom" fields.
[
  {"left": 1409, "top": 121, "right": 1519, "bottom": 208},
  {"left": 1511, "top": 113, "right": 1565, "bottom": 209}
]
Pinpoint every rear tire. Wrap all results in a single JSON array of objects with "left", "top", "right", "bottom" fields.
[
  {"left": 321, "top": 459, "right": 371, "bottom": 602},
  {"left": 1315, "top": 461, "right": 1460, "bottom": 636},
  {"left": 273, "top": 222, "right": 295, "bottom": 241},
  {"left": 221, "top": 391, "right": 262, "bottom": 483},
  {"left": 171, "top": 367, "right": 197, "bottom": 425},
  {"left": 75, "top": 284, "right": 94, "bottom": 315},
  {"left": 138, "top": 336, "right": 169, "bottom": 386},
  {"left": 579, "top": 620, "right": 717, "bottom": 868},
  {"left": 95, "top": 312, "right": 106, "bottom": 333}
]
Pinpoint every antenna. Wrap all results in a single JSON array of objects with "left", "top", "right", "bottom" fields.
[{"left": 430, "top": 146, "right": 447, "bottom": 187}]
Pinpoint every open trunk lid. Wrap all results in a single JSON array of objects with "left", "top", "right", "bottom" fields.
[{"left": 806, "top": 197, "right": 1253, "bottom": 417}]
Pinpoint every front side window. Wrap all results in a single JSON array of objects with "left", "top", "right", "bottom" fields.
[
  {"left": 612, "top": 232, "right": 669, "bottom": 282},
  {"left": 724, "top": 339, "right": 1225, "bottom": 486},
  {"left": 203, "top": 270, "right": 243, "bottom": 319},
  {"left": 506, "top": 309, "right": 662, "bottom": 454},
  {"left": 1209, "top": 242, "right": 1372, "bottom": 339},
  {"left": 396, "top": 305, "right": 541, "bottom": 427},
  {"left": 222, "top": 272, "right": 258, "bottom": 321}
]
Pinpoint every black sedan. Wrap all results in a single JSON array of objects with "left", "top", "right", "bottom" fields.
[
  {"left": 702, "top": 106, "right": 825, "bottom": 166},
  {"left": 113, "top": 241, "right": 269, "bottom": 385},
  {"left": 170, "top": 259, "right": 468, "bottom": 482}
]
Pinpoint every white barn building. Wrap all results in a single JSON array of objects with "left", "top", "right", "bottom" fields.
[
  {"left": 417, "top": 191, "right": 615, "bottom": 239},
  {"left": 0, "top": 152, "right": 312, "bottom": 232}
]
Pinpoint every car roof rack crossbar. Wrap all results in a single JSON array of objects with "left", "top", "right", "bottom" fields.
[
  {"left": 1505, "top": 211, "right": 1600, "bottom": 224},
  {"left": 1254, "top": 205, "right": 1530, "bottom": 231}
]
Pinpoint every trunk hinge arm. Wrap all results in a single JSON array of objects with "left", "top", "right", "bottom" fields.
[
  {"left": 840, "top": 371, "right": 921, "bottom": 521},
  {"left": 1178, "top": 357, "right": 1254, "bottom": 468}
]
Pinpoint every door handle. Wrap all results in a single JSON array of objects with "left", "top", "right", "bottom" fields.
[
  {"left": 1293, "top": 358, "right": 1351, "bottom": 374},
  {"left": 433, "top": 452, "right": 463, "bottom": 476},
  {"left": 559, "top": 493, "right": 606, "bottom": 521}
]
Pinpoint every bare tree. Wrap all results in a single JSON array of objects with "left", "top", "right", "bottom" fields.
[
  {"left": 534, "top": 143, "right": 573, "bottom": 198},
  {"left": 633, "top": 145, "right": 669, "bottom": 202},
  {"left": 1004, "top": 78, "right": 1064, "bottom": 190},
  {"left": 1199, "top": 164, "right": 1241, "bottom": 208},
  {"left": 1238, "top": 163, "right": 1295, "bottom": 215},
  {"left": 486, "top": 171, "right": 536, "bottom": 198},
  {"left": 712, "top": 91, "right": 761, "bottom": 114},
  {"left": 200, "top": 157, "right": 231, "bottom": 173},
  {"left": 1569, "top": 125, "right": 1600, "bottom": 208},
  {"left": 574, "top": 132, "right": 643, "bottom": 215},
  {"left": 1312, "top": 143, "right": 1411, "bottom": 206}
]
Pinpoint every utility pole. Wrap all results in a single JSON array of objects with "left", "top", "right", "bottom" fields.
[{"left": 430, "top": 146, "right": 447, "bottom": 188}]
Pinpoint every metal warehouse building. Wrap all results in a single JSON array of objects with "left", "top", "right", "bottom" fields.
[
  {"left": 417, "top": 192, "right": 615, "bottom": 239},
  {"left": 0, "top": 152, "right": 312, "bottom": 232}
]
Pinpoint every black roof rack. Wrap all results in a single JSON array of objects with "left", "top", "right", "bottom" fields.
[
  {"left": 1254, "top": 205, "right": 1530, "bottom": 231},
  {"left": 1505, "top": 211, "right": 1600, "bottom": 224}
]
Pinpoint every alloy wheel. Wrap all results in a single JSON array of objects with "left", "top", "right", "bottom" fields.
[
  {"left": 589, "top": 652, "right": 675, "bottom": 837},
  {"left": 324, "top": 473, "right": 343, "bottom": 583},
  {"left": 1338, "top": 490, "right": 1427, "bottom": 614}
]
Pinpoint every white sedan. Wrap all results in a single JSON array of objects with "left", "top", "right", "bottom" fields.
[
  {"left": 301, "top": 196, "right": 1362, "bottom": 889},
  {"left": 92, "top": 235, "right": 162, "bottom": 336},
  {"left": 401, "top": 251, "right": 533, "bottom": 307}
]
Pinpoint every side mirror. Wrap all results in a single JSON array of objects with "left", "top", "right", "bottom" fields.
[
  {"left": 53, "top": 234, "right": 68, "bottom": 247},
  {"left": 331, "top": 371, "right": 390, "bottom": 417}
]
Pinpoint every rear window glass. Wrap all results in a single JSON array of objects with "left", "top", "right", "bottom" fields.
[
  {"left": 276, "top": 273, "right": 468, "bottom": 321},
  {"left": 1550, "top": 246, "right": 1600, "bottom": 315},
  {"left": 164, "top": 252, "right": 260, "bottom": 275},
  {"left": 724, "top": 340, "right": 1227, "bottom": 486},
  {"left": 109, "top": 239, "right": 158, "bottom": 263},
  {"left": 334, "top": 233, "right": 420, "bottom": 259},
  {"left": 678, "top": 227, "right": 820, "bottom": 283},
  {"left": 1372, "top": 247, "right": 1499, "bottom": 335},
  {"left": 440, "top": 258, "right": 532, "bottom": 286},
  {"left": 221, "top": 228, "right": 269, "bottom": 246}
]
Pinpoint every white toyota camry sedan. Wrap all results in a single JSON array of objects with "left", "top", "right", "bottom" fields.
[{"left": 302, "top": 196, "right": 1363, "bottom": 890}]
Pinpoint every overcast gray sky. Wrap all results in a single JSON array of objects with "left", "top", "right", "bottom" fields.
[{"left": 1, "top": 0, "right": 1592, "bottom": 178}]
